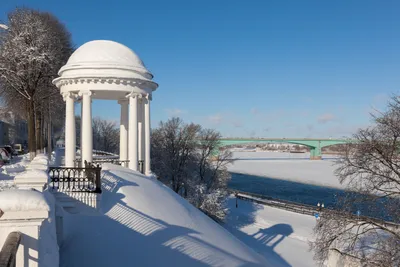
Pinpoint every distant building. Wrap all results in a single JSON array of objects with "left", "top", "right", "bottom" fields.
[{"left": 0, "top": 109, "right": 28, "bottom": 145}]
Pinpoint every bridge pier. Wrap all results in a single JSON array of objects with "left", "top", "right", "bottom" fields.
[{"left": 309, "top": 145, "right": 322, "bottom": 160}]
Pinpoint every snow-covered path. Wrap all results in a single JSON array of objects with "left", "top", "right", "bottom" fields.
[
  {"left": 224, "top": 197, "right": 317, "bottom": 267},
  {"left": 228, "top": 151, "right": 343, "bottom": 189}
]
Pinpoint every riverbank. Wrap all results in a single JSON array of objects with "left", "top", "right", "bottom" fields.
[{"left": 224, "top": 196, "right": 316, "bottom": 267}]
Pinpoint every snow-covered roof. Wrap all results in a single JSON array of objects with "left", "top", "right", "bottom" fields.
[
  {"left": 62, "top": 40, "right": 152, "bottom": 79},
  {"left": 53, "top": 40, "right": 158, "bottom": 100},
  {"left": 62, "top": 164, "right": 270, "bottom": 266}
]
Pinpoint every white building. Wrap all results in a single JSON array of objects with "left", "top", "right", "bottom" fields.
[
  {"left": 0, "top": 109, "right": 28, "bottom": 145},
  {"left": 53, "top": 40, "right": 158, "bottom": 175}
]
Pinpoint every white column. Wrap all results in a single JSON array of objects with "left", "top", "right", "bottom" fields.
[
  {"left": 128, "top": 93, "right": 138, "bottom": 171},
  {"left": 64, "top": 92, "right": 76, "bottom": 167},
  {"left": 144, "top": 94, "right": 151, "bottom": 175},
  {"left": 138, "top": 97, "right": 144, "bottom": 162},
  {"left": 80, "top": 91, "right": 93, "bottom": 165},
  {"left": 80, "top": 99, "right": 83, "bottom": 166},
  {"left": 119, "top": 99, "right": 129, "bottom": 167},
  {"left": 141, "top": 99, "right": 145, "bottom": 163}
]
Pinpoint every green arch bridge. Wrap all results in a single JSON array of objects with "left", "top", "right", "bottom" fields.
[{"left": 218, "top": 138, "right": 352, "bottom": 160}]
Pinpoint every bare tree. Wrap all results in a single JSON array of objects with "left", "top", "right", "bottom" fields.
[
  {"left": 151, "top": 117, "right": 234, "bottom": 220},
  {"left": 311, "top": 96, "right": 400, "bottom": 266},
  {"left": 193, "top": 129, "right": 234, "bottom": 219},
  {"left": 92, "top": 117, "right": 119, "bottom": 153},
  {"left": 151, "top": 117, "right": 200, "bottom": 193},
  {"left": 0, "top": 8, "right": 72, "bottom": 158}
]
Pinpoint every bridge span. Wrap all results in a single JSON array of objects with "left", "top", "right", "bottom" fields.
[{"left": 218, "top": 138, "right": 352, "bottom": 160}]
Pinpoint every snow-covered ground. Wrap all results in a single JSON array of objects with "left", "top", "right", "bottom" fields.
[
  {"left": 228, "top": 151, "right": 343, "bottom": 189},
  {"left": 61, "top": 164, "right": 270, "bottom": 267},
  {"left": 224, "top": 196, "right": 317, "bottom": 267},
  {"left": 0, "top": 154, "right": 30, "bottom": 191}
]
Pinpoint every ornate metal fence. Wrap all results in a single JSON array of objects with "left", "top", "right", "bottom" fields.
[
  {"left": 0, "top": 232, "right": 21, "bottom": 267},
  {"left": 48, "top": 161, "right": 102, "bottom": 193}
]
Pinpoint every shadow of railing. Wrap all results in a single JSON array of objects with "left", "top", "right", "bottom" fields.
[{"left": 59, "top": 168, "right": 268, "bottom": 267}]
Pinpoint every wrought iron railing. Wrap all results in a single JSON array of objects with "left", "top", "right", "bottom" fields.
[
  {"left": 48, "top": 161, "right": 102, "bottom": 193},
  {"left": 0, "top": 232, "right": 21, "bottom": 267}
]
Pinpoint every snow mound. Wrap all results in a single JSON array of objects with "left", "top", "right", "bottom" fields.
[
  {"left": 61, "top": 164, "right": 270, "bottom": 267},
  {"left": 2, "top": 164, "right": 25, "bottom": 175},
  {"left": 0, "top": 180, "right": 14, "bottom": 192},
  {"left": 35, "top": 154, "right": 48, "bottom": 159},
  {"left": 15, "top": 169, "right": 49, "bottom": 180},
  {"left": 31, "top": 158, "right": 49, "bottom": 165},
  {"left": 0, "top": 189, "right": 50, "bottom": 211}
]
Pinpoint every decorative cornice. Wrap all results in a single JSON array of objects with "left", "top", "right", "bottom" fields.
[{"left": 53, "top": 77, "right": 156, "bottom": 89}]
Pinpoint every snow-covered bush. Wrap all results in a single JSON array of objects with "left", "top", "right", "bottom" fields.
[{"left": 151, "top": 117, "right": 234, "bottom": 221}]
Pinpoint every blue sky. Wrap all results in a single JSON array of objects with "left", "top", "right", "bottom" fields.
[{"left": 1, "top": 0, "right": 399, "bottom": 138}]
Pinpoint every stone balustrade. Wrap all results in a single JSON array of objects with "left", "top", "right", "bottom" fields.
[
  {"left": 14, "top": 155, "right": 50, "bottom": 192},
  {"left": 14, "top": 170, "right": 49, "bottom": 192},
  {"left": 0, "top": 190, "right": 59, "bottom": 267}
]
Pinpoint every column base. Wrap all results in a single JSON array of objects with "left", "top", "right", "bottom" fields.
[{"left": 310, "top": 156, "right": 322, "bottom": 160}]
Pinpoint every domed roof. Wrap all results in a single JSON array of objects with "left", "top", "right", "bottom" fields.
[
  {"left": 53, "top": 40, "right": 158, "bottom": 97},
  {"left": 67, "top": 40, "right": 144, "bottom": 68},
  {"left": 59, "top": 40, "right": 153, "bottom": 78}
]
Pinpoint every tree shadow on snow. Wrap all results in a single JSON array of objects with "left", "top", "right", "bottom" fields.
[
  {"left": 59, "top": 167, "right": 266, "bottom": 267},
  {"left": 225, "top": 197, "right": 263, "bottom": 228},
  {"left": 225, "top": 223, "right": 293, "bottom": 267}
]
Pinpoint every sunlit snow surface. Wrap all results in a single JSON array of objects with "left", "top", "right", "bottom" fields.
[
  {"left": 228, "top": 151, "right": 343, "bottom": 189},
  {"left": 224, "top": 196, "right": 317, "bottom": 267},
  {"left": 60, "top": 164, "right": 270, "bottom": 267}
]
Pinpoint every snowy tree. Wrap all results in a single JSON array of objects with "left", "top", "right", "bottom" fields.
[
  {"left": 151, "top": 117, "right": 234, "bottom": 221},
  {"left": 0, "top": 8, "right": 72, "bottom": 158},
  {"left": 311, "top": 96, "right": 400, "bottom": 266}
]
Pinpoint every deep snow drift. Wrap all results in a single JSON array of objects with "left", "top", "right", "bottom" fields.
[
  {"left": 228, "top": 151, "right": 343, "bottom": 189},
  {"left": 61, "top": 164, "right": 270, "bottom": 267},
  {"left": 224, "top": 196, "right": 317, "bottom": 267}
]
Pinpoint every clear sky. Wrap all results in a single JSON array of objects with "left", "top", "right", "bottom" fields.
[{"left": 1, "top": 0, "right": 399, "bottom": 138}]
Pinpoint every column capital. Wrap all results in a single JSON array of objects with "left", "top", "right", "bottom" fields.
[
  {"left": 126, "top": 92, "right": 143, "bottom": 99},
  {"left": 117, "top": 99, "right": 129, "bottom": 105},
  {"left": 146, "top": 93, "right": 152, "bottom": 101},
  {"left": 62, "top": 92, "right": 78, "bottom": 101},
  {"left": 78, "top": 90, "right": 92, "bottom": 97}
]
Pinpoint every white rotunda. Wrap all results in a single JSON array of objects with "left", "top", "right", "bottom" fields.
[{"left": 53, "top": 40, "right": 158, "bottom": 175}]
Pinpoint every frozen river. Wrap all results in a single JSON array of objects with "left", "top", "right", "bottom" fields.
[
  {"left": 227, "top": 151, "right": 343, "bottom": 189},
  {"left": 226, "top": 151, "right": 394, "bottom": 220}
]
